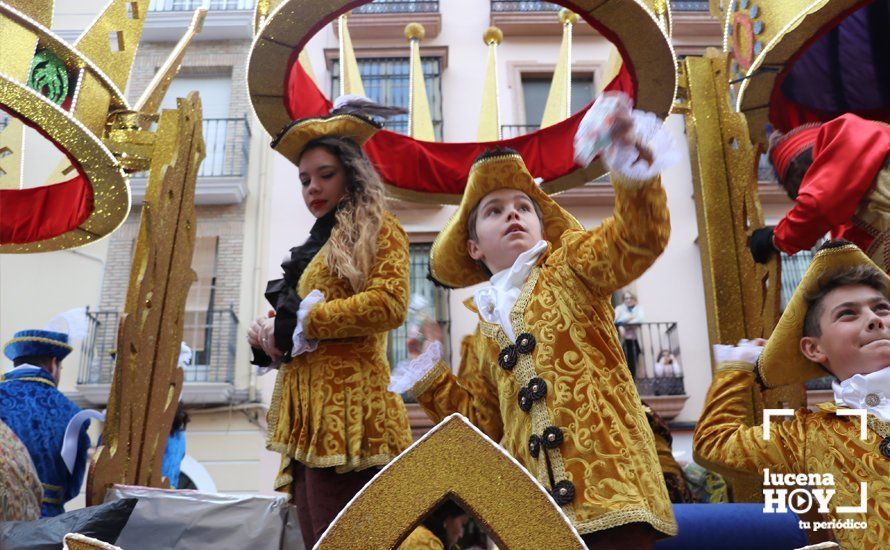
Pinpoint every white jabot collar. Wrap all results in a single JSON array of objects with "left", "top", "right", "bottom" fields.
[
  {"left": 833, "top": 366, "right": 890, "bottom": 423},
  {"left": 474, "top": 240, "right": 547, "bottom": 341},
  {"left": 7, "top": 363, "right": 44, "bottom": 375}
]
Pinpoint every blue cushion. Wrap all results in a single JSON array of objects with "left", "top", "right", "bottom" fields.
[{"left": 656, "top": 503, "right": 809, "bottom": 549}]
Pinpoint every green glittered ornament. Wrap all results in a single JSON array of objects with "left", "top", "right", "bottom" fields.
[{"left": 28, "top": 50, "right": 70, "bottom": 105}]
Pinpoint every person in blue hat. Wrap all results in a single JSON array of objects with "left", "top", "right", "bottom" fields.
[{"left": 0, "top": 329, "right": 90, "bottom": 517}]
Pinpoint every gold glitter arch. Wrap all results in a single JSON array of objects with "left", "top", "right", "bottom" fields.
[
  {"left": 317, "top": 414, "right": 585, "bottom": 550},
  {"left": 247, "top": 0, "right": 678, "bottom": 174},
  {"left": 718, "top": 0, "right": 865, "bottom": 143}
]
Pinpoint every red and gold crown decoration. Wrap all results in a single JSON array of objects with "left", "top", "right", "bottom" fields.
[
  {"left": 715, "top": 0, "right": 890, "bottom": 143},
  {"left": 0, "top": 0, "right": 205, "bottom": 253},
  {"left": 248, "top": 0, "right": 678, "bottom": 204}
]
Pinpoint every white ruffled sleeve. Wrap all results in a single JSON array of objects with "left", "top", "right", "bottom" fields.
[
  {"left": 713, "top": 341, "right": 763, "bottom": 371},
  {"left": 291, "top": 289, "right": 325, "bottom": 356},
  {"left": 389, "top": 341, "right": 444, "bottom": 394},
  {"left": 603, "top": 110, "right": 681, "bottom": 183}
]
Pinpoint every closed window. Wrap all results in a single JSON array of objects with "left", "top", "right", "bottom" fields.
[
  {"left": 387, "top": 243, "right": 451, "bottom": 399},
  {"left": 331, "top": 57, "right": 444, "bottom": 140}
]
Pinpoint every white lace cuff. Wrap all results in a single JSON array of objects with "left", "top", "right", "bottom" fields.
[
  {"left": 713, "top": 341, "right": 764, "bottom": 366},
  {"left": 574, "top": 92, "right": 681, "bottom": 184},
  {"left": 292, "top": 289, "right": 325, "bottom": 356},
  {"left": 604, "top": 110, "right": 682, "bottom": 183},
  {"left": 389, "top": 341, "right": 444, "bottom": 394}
]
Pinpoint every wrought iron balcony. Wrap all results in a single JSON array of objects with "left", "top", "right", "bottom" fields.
[
  {"left": 77, "top": 307, "right": 239, "bottom": 388},
  {"left": 490, "top": 0, "right": 559, "bottom": 12},
  {"left": 129, "top": 117, "right": 251, "bottom": 204},
  {"left": 615, "top": 321, "right": 687, "bottom": 398},
  {"left": 200, "top": 117, "right": 251, "bottom": 178},
  {"left": 758, "top": 153, "right": 777, "bottom": 183},
  {"left": 491, "top": 0, "right": 708, "bottom": 12},
  {"left": 148, "top": 0, "right": 255, "bottom": 11},
  {"left": 353, "top": 0, "right": 439, "bottom": 14},
  {"left": 670, "top": 1, "right": 710, "bottom": 11}
]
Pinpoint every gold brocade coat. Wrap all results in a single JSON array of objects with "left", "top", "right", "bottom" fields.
[
  {"left": 412, "top": 177, "right": 678, "bottom": 537},
  {"left": 694, "top": 367, "right": 890, "bottom": 549},
  {"left": 266, "top": 212, "right": 413, "bottom": 490},
  {"left": 398, "top": 526, "right": 445, "bottom": 550}
]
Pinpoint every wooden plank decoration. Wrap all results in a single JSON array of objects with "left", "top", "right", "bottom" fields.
[
  {"left": 680, "top": 50, "right": 804, "bottom": 501},
  {"left": 88, "top": 92, "right": 205, "bottom": 504}
]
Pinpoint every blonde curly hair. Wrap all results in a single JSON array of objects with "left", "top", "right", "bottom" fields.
[{"left": 303, "top": 137, "right": 386, "bottom": 292}]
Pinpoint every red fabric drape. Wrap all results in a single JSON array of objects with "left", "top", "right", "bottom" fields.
[
  {"left": 284, "top": 59, "right": 633, "bottom": 195},
  {"left": 0, "top": 175, "right": 93, "bottom": 245},
  {"left": 282, "top": 1, "right": 638, "bottom": 196},
  {"left": 772, "top": 114, "right": 890, "bottom": 254}
]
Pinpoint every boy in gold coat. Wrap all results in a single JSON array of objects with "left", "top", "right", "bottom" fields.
[
  {"left": 391, "top": 105, "right": 679, "bottom": 547},
  {"left": 694, "top": 241, "right": 890, "bottom": 549}
]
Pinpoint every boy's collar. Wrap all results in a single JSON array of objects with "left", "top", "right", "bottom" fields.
[
  {"left": 489, "top": 240, "right": 549, "bottom": 286},
  {"left": 832, "top": 366, "right": 890, "bottom": 423}
]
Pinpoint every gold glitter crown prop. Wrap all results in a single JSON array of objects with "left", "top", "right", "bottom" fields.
[{"left": 0, "top": 0, "right": 205, "bottom": 253}]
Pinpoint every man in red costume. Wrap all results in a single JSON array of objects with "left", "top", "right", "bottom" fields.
[{"left": 749, "top": 114, "right": 890, "bottom": 268}]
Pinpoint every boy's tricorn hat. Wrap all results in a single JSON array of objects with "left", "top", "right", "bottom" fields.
[
  {"left": 758, "top": 240, "right": 889, "bottom": 387},
  {"left": 429, "top": 150, "right": 582, "bottom": 289}
]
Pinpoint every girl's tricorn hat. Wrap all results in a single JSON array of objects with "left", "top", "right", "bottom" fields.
[
  {"left": 271, "top": 95, "right": 404, "bottom": 164},
  {"left": 429, "top": 149, "right": 582, "bottom": 289},
  {"left": 758, "top": 240, "right": 889, "bottom": 388}
]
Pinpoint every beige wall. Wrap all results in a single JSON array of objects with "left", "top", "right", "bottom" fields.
[{"left": 0, "top": 241, "right": 109, "bottom": 391}]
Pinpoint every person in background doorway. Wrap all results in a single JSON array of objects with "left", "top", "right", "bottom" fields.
[{"left": 614, "top": 291, "right": 645, "bottom": 379}]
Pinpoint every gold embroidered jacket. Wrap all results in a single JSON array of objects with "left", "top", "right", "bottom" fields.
[
  {"left": 694, "top": 367, "right": 890, "bottom": 549},
  {"left": 398, "top": 526, "right": 445, "bottom": 550},
  {"left": 266, "top": 212, "right": 413, "bottom": 490},
  {"left": 411, "top": 177, "right": 677, "bottom": 537}
]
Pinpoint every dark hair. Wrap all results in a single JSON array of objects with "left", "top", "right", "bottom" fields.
[
  {"left": 473, "top": 146, "right": 520, "bottom": 163},
  {"left": 171, "top": 401, "right": 190, "bottom": 435},
  {"left": 421, "top": 499, "right": 467, "bottom": 547},
  {"left": 13, "top": 355, "right": 55, "bottom": 370},
  {"left": 776, "top": 147, "right": 813, "bottom": 200},
  {"left": 802, "top": 263, "right": 887, "bottom": 337},
  {"left": 299, "top": 136, "right": 387, "bottom": 292}
]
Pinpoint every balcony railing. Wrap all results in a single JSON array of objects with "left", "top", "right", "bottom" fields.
[
  {"left": 148, "top": 0, "right": 254, "bottom": 11},
  {"left": 670, "top": 1, "right": 710, "bottom": 11},
  {"left": 758, "top": 153, "right": 777, "bottom": 183},
  {"left": 201, "top": 117, "right": 251, "bottom": 178},
  {"left": 77, "top": 307, "right": 239, "bottom": 386},
  {"left": 616, "top": 321, "right": 687, "bottom": 397},
  {"left": 353, "top": 0, "right": 439, "bottom": 14},
  {"left": 490, "top": 0, "right": 559, "bottom": 12},
  {"left": 491, "top": 0, "right": 708, "bottom": 12}
]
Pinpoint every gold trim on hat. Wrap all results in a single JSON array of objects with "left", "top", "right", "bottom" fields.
[
  {"left": 3, "top": 336, "right": 74, "bottom": 352},
  {"left": 271, "top": 113, "right": 381, "bottom": 165}
]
